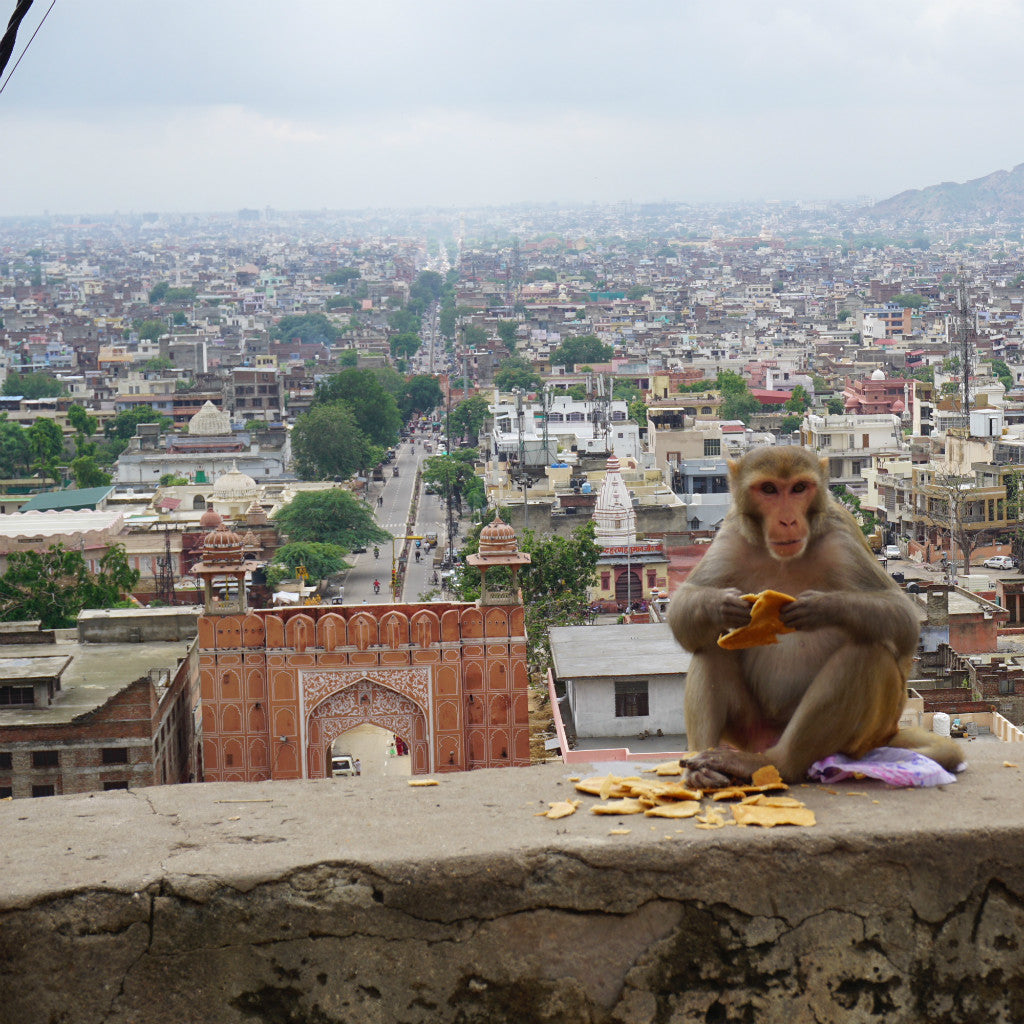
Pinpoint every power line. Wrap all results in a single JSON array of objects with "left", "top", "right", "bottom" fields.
[{"left": 0, "top": 0, "right": 56, "bottom": 99}]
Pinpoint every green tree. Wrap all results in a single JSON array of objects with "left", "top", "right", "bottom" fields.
[
  {"left": 449, "top": 395, "right": 491, "bottom": 440},
  {"left": 67, "top": 404, "right": 98, "bottom": 440},
  {"left": 291, "top": 403, "right": 381, "bottom": 481},
  {"left": 104, "top": 406, "right": 173, "bottom": 443},
  {"left": 494, "top": 355, "right": 542, "bottom": 392},
  {"left": 780, "top": 414, "right": 803, "bottom": 433},
  {"left": 135, "top": 319, "right": 166, "bottom": 342},
  {"left": 148, "top": 281, "right": 169, "bottom": 303},
  {"left": 325, "top": 268, "right": 360, "bottom": 285},
  {"left": 785, "top": 385, "right": 811, "bottom": 414},
  {"left": 527, "top": 268, "right": 557, "bottom": 283},
  {"left": 837, "top": 309, "right": 852, "bottom": 322},
  {"left": 0, "top": 417, "right": 31, "bottom": 476},
  {"left": 337, "top": 349, "right": 359, "bottom": 367},
  {"left": 159, "top": 473, "right": 189, "bottom": 486},
  {"left": 496, "top": 320, "right": 519, "bottom": 348},
  {"left": 550, "top": 334, "right": 614, "bottom": 370},
  {"left": 0, "top": 542, "right": 139, "bottom": 628},
  {"left": 421, "top": 451, "right": 481, "bottom": 515},
  {"left": 825, "top": 397, "right": 845, "bottom": 415},
  {"left": 462, "top": 324, "right": 488, "bottom": 348},
  {"left": 402, "top": 375, "right": 444, "bottom": 418},
  {"left": 273, "top": 313, "right": 342, "bottom": 345},
  {"left": 27, "top": 417, "right": 65, "bottom": 467},
  {"left": 716, "top": 370, "right": 761, "bottom": 424},
  {"left": 272, "top": 489, "right": 390, "bottom": 550},
  {"left": 265, "top": 541, "right": 350, "bottom": 589},
  {"left": 70, "top": 455, "right": 112, "bottom": 488},
  {"left": 991, "top": 359, "right": 1014, "bottom": 392},
  {"left": 144, "top": 355, "right": 174, "bottom": 372},
  {"left": 2, "top": 372, "right": 65, "bottom": 399},
  {"left": 891, "top": 293, "right": 927, "bottom": 309},
  {"left": 628, "top": 395, "right": 648, "bottom": 426},
  {"left": 389, "top": 331, "right": 421, "bottom": 362},
  {"left": 312, "top": 369, "right": 402, "bottom": 447}
]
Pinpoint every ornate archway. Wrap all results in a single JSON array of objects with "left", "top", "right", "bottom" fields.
[{"left": 302, "top": 671, "right": 431, "bottom": 778}]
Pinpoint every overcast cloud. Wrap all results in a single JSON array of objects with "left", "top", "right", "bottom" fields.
[{"left": 2, "top": 0, "right": 1022, "bottom": 216}]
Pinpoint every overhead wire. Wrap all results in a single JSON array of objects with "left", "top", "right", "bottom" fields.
[{"left": 0, "top": 0, "right": 56, "bottom": 99}]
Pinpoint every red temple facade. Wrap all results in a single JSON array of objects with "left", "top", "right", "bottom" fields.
[{"left": 194, "top": 520, "right": 532, "bottom": 781}]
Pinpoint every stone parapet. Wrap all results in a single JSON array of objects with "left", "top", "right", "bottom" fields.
[{"left": 0, "top": 745, "right": 1018, "bottom": 1023}]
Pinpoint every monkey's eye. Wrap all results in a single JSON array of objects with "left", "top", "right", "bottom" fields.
[
  {"left": 759, "top": 482, "right": 777, "bottom": 495},
  {"left": 792, "top": 481, "right": 807, "bottom": 493}
]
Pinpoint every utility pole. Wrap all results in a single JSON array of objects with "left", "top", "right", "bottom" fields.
[
  {"left": 155, "top": 525, "right": 176, "bottom": 606},
  {"left": 956, "top": 273, "right": 973, "bottom": 432}
]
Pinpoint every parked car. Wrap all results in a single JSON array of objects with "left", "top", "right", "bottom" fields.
[
  {"left": 882, "top": 545, "right": 902, "bottom": 560},
  {"left": 331, "top": 754, "right": 358, "bottom": 777},
  {"left": 983, "top": 555, "right": 1017, "bottom": 570}
]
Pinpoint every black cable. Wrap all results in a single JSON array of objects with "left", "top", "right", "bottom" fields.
[{"left": 0, "top": 0, "right": 55, "bottom": 98}]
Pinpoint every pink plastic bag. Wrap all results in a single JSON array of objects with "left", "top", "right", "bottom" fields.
[{"left": 808, "top": 747, "right": 959, "bottom": 787}]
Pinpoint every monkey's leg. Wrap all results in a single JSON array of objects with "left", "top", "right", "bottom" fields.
[
  {"left": 683, "top": 648, "right": 766, "bottom": 788},
  {"left": 765, "top": 642, "right": 906, "bottom": 781}
]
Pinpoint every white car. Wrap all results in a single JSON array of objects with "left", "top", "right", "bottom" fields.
[
  {"left": 982, "top": 555, "right": 1017, "bottom": 570},
  {"left": 881, "top": 545, "right": 902, "bottom": 560}
]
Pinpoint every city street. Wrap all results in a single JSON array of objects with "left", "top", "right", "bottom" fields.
[{"left": 339, "top": 434, "right": 456, "bottom": 605}]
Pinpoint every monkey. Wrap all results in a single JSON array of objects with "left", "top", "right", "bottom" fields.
[{"left": 668, "top": 445, "right": 962, "bottom": 788}]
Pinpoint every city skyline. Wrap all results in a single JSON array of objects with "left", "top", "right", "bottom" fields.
[{"left": 2, "top": 0, "right": 1023, "bottom": 217}]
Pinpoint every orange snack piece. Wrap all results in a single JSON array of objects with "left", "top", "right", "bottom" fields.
[{"left": 717, "top": 590, "right": 796, "bottom": 650}]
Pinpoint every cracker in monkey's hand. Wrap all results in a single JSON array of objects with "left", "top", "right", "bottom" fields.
[{"left": 717, "top": 589, "right": 796, "bottom": 650}]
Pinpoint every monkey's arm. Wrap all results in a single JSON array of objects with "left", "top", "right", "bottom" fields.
[
  {"left": 779, "top": 588, "right": 919, "bottom": 655},
  {"left": 668, "top": 584, "right": 752, "bottom": 651}
]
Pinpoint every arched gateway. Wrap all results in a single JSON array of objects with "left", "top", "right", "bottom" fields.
[{"left": 194, "top": 518, "right": 532, "bottom": 782}]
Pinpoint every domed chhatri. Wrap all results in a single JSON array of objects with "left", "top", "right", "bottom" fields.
[
  {"left": 213, "top": 461, "right": 258, "bottom": 503},
  {"left": 466, "top": 514, "right": 531, "bottom": 606},
  {"left": 199, "top": 503, "right": 223, "bottom": 530},
  {"left": 201, "top": 526, "right": 245, "bottom": 566},
  {"left": 477, "top": 513, "right": 520, "bottom": 558}
]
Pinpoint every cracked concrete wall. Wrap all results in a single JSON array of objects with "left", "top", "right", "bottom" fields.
[{"left": 2, "top": 747, "right": 1023, "bottom": 1024}]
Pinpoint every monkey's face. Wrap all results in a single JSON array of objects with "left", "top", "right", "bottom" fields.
[{"left": 748, "top": 475, "right": 818, "bottom": 560}]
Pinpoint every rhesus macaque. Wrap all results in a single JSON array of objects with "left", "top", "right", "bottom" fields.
[{"left": 668, "top": 445, "right": 962, "bottom": 787}]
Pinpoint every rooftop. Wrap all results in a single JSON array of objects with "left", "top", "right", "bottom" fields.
[{"left": 549, "top": 621, "right": 690, "bottom": 678}]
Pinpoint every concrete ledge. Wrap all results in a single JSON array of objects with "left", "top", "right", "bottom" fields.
[{"left": 1, "top": 744, "right": 1022, "bottom": 1023}]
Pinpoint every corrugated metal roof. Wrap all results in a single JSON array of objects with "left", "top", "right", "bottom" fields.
[{"left": 549, "top": 622, "right": 690, "bottom": 679}]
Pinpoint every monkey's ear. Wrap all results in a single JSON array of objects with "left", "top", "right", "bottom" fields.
[{"left": 819, "top": 457, "right": 829, "bottom": 478}]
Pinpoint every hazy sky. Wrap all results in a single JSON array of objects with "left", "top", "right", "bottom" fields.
[{"left": 2, "top": 0, "right": 1023, "bottom": 216}]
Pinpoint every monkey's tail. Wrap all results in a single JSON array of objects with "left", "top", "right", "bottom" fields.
[{"left": 887, "top": 726, "right": 965, "bottom": 773}]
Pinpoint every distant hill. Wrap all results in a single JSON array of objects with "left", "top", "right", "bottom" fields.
[{"left": 868, "top": 163, "right": 1024, "bottom": 222}]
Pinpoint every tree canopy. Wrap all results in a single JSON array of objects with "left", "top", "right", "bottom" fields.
[
  {"left": 0, "top": 543, "right": 139, "bottom": 628},
  {"left": 273, "top": 313, "right": 343, "bottom": 345},
  {"left": 494, "top": 355, "right": 542, "bottom": 392},
  {"left": 272, "top": 489, "right": 390, "bottom": 550},
  {"left": 550, "top": 334, "right": 614, "bottom": 370},
  {"left": 716, "top": 370, "right": 761, "bottom": 424},
  {"left": 402, "top": 375, "right": 444, "bottom": 418},
  {"left": 266, "top": 541, "right": 349, "bottom": 589},
  {"left": 312, "top": 369, "right": 402, "bottom": 448},
  {"left": 421, "top": 452, "right": 485, "bottom": 514},
  {"left": 291, "top": 403, "right": 381, "bottom": 481},
  {"left": 2, "top": 371, "right": 64, "bottom": 399},
  {"left": 449, "top": 395, "right": 491, "bottom": 440}
]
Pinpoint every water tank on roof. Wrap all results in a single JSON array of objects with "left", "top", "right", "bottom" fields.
[{"left": 581, "top": 482, "right": 591, "bottom": 493}]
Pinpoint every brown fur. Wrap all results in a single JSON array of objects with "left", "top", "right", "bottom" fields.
[{"left": 669, "top": 445, "right": 962, "bottom": 785}]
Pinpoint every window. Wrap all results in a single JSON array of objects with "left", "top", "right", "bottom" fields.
[
  {"left": 614, "top": 680, "right": 649, "bottom": 718},
  {"left": 0, "top": 752, "right": 11, "bottom": 771},
  {"left": 819, "top": 434, "right": 832, "bottom": 447},
  {"left": 101, "top": 747, "right": 129, "bottom": 765},
  {"left": 31, "top": 750, "right": 59, "bottom": 769},
  {"left": 31, "top": 784, "right": 55, "bottom": 797},
  {"left": 999, "top": 678, "right": 1015, "bottom": 695},
  {"left": 601, "top": 571, "right": 611, "bottom": 589},
  {"left": 103, "top": 781, "right": 129, "bottom": 791},
  {"left": 0, "top": 685, "right": 34, "bottom": 706},
  {"left": 703, "top": 438, "right": 721, "bottom": 457}
]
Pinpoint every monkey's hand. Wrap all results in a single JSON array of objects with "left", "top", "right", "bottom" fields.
[
  {"left": 682, "top": 747, "right": 770, "bottom": 790},
  {"left": 778, "top": 590, "right": 845, "bottom": 632},
  {"left": 718, "top": 588, "right": 754, "bottom": 629}
]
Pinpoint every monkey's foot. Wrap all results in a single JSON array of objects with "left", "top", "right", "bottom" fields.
[{"left": 682, "top": 747, "right": 770, "bottom": 790}]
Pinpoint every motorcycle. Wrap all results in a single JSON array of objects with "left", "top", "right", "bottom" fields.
[
  {"left": 373, "top": 546, "right": 380, "bottom": 559},
  {"left": 373, "top": 580, "right": 381, "bottom": 595}
]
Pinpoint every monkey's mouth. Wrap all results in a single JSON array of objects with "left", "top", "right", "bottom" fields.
[{"left": 770, "top": 538, "right": 806, "bottom": 557}]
